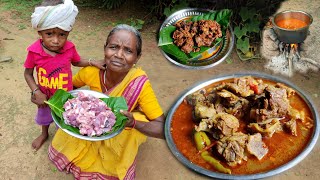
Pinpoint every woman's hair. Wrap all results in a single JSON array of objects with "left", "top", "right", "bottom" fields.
[{"left": 106, "top": 24, "right": 142, "bottom": 56}]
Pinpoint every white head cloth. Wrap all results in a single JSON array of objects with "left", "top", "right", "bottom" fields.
[{"left": 31, "top": 0, "right": 78, "bottom": 31}]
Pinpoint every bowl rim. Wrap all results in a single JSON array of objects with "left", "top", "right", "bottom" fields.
[
  {"left": 271, "top": 10, "right": 313, "bottom": 32},
  {"left": 164, "top": 72, "right": 319, "bottom": 179}
]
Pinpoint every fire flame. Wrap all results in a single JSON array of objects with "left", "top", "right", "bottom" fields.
[{"left": 290, "top": 44, "right": 298, "bottom": 52}]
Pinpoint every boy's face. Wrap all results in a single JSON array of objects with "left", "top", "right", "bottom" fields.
[{"left": 38, "top": 28, "right": 69, "bottom": 52}]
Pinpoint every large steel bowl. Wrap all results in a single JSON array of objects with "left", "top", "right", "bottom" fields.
[
  {"left": 272, "top": 10, "right": 313, "bottom": 44},
  {"left": 164, "top": 72, "right": 319, "bottom": 179}
]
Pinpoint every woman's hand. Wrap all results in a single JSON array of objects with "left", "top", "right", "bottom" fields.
[
  {"left": 120, "top": 110, "right": 165, "bottom": 139},
  {"left": 31, "top": 90, "right": 47, "bottom": 108},
  {"left": 120, "top": 110, "right": 135, "bottom": 128}
]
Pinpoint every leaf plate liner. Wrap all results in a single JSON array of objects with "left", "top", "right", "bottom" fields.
[{"left": 45, "top": 89, "right": 128, "bottom": 140}]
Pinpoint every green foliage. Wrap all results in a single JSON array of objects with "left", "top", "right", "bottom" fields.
[
  {"left": 236, "top": 37, "right": 249, "bottom": 54},
  {"left": 114, "top": 18, "right": 145, "bottom": 30},
  {"left": 225, "top": 57, "right": 233, "bottom": 64},
  {"left": 234, "top": 26, "right": 247, "bottom": 39},
  {"left": 0, "top": 0, "right": 42, "bottom": 9},
  {"left": 163, "top": 0, "right": 189, "bottom": 17},
  {"left": 0, "top": 0, "right": 42, "bottom": 19},
  {"left": 239, "top": 7, "right": 251, "bottom": 21},
  {"left": 17, "top": 24, "right": 27, "bottom": 30},
  {"left": 127, "top": 18, "right": 145, "bottom": 30},
  {"left": 234, "top": 7, "right": 261, "bottom": 58},
  {"left": 51, "top": 168, "right": 57, "bottom": 173},
  {"left": 100, "top": 0, "right": 126, "bottom": 9}
]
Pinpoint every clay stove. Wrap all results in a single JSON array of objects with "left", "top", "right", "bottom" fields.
[{"left": 262, "top": 27, "right": 319, "bottom": 77}]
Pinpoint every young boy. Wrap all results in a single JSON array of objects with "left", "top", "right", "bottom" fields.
[{"left": 24, "top": 0, "right": 104, "bottom": 150}]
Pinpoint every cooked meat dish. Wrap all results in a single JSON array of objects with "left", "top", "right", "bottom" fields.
[
  {"left": 172, "top": 19, "right": 222, "bottom": 54},
  {"left": 171, "top": 76, "right": 314, "bottom": 174}
]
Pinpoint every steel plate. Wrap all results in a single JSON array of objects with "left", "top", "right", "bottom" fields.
[
  {"left": 164, "top": 72, "right": 319, "bottom": 179},
  {"left": 51, "top": 89, "right": 124, "bottom": 141},
  {"left": 159, "top": 8, "right": 235, "bottom": 69}
]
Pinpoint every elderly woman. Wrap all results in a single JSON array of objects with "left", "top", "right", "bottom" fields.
[{"left": 48, "top": 24, "right": 165, "bottom": 179}]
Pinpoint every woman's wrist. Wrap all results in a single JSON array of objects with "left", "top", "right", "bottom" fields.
[{"left": 125, "top": 118, "right": 136, "bottom": 130}]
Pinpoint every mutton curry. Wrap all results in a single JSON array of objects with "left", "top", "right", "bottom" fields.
[{"left": 171, "top": 76, "right": 314, "bottom": 174}]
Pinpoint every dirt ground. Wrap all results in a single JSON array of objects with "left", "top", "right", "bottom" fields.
[{"left": 0, "top": 0, "right": 319, "bottom": 179}]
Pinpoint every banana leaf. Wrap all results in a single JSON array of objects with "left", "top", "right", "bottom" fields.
[
  {"left": 188, "top": 37, "right": 222, "bottom": 58},
  {"left": 215, "top": 9, "right": 233, "bottom": 29},
  {"left": 158, "top": 25, "right": 189, "bottom": 63},
  {"left": 189, "top": 46, "right": 210, "bottom": 58},
  {"left": 45, "top": 89, "right": 128, "bottom": 136}
]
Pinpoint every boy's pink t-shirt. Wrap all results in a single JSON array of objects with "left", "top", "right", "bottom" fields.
[{"left": 24, "top": 39, "right": 81, "bottom": 98}]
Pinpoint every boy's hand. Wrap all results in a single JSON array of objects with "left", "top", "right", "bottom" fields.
[
  {"left": 92, "top": 59, "right": 106, "bottom": 70},
  {"left": 31, "top": 91, "right": 47, "bottom": 108}
]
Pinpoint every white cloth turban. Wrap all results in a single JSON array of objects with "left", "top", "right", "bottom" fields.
[{"left": 31, "top": 0, "right": 78, "bottom": 31}]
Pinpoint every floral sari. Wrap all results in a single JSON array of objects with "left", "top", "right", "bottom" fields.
[{"left": 48, "top": 67, "right": 163, "bottom": 180}]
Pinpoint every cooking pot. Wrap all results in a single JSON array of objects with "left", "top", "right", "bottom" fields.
[{"left": 272, "top": 10, "right": 313, "bottom": 44}]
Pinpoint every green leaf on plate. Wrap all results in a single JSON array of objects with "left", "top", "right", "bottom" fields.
[
  {"left": 158, "top": 25, "right": 189, "bottom": 63},
  {"left": 158, "top": 25, "right": 176, "bottom": 46},
  {"left": 191, "top": 15, "right": 198, "bottom": 22},
  {"left": 209, "top": 11, "right": 217, "bottom": 20},
  {"left": 189, "top": 46, "right": 210, "bottom": 58},
  {"left": 196, "top": 14, "right": 205, "bottom": 22},
  {"left": 44, "top": 89, "right": 73, "bottom": 119},
  {"left": 189, "top": 37, "right": 222, "bottom": 58},
  {"left": 203, "top": 13, "right": 211, "bottom": 20},
  {"left": 45, "top": 89, "right": 129, "bottom": 136},
  {"left": 215, "top": 9, "right": 232, "bottom": 27},
  {"left": 100, "top": 96, "right": 128, "bottom": 131}
]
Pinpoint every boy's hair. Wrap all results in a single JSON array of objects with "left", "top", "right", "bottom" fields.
[{"left": 106, "top": 24, "right": 142, "bottom": 57}]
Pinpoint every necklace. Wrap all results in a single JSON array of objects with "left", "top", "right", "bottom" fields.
[
  {"left": 101, "top": 69, "right": 122, "bottom": 93},
  {"left": 102, "top": 70, "right": 108, "bottom": 92},
  {"left": 41, "top": 42, "right": 61, "bottom": 54}
]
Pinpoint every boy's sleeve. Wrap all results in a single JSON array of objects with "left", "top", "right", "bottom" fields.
[
  {"left": 24, "top": 52, "right": 35, "bottom": 68},
  {"left": 71, "top": 46, "right": 81, "bottom": 63}
]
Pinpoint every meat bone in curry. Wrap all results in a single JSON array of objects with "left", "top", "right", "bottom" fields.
[{"left": 177, "top": 76, "right": 314, "bottom": 174}]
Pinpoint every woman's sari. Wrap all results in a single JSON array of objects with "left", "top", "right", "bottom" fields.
[{"left": 48, "top": 67, "right": 162, "bottom": 180}]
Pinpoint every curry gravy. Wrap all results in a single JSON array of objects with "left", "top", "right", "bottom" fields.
[
  {"left": 276, "top": 18, "right": 308, "bottom": 30},
  {"left": 170, "top": 79, "right": 314, "bottom": 174}
]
